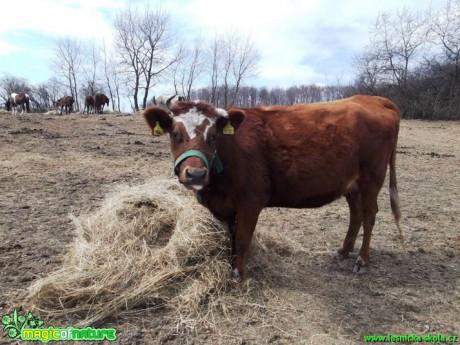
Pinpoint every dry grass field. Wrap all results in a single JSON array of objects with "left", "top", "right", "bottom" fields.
[{"left": 0, "top": 110, "right": 459, "bottom": 344}]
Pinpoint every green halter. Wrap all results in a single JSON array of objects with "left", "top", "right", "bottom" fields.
[{"left": 173, "top": 149, "right": 223, "bottom": 176}]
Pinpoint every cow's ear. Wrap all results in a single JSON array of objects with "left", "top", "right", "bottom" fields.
[
  {"left": 143, "top": 106, "right": 173, "bottom": 136},
  {"left": 216, "top": 109, "right": 245, "bottom": 135}
]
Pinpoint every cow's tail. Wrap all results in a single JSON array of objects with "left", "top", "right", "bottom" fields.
[
  {"left": 389, "top": 142, "right": 405, "bottom": 250},
  {"left": 26, "top": 95, "right": 30, "bottom": 112}
]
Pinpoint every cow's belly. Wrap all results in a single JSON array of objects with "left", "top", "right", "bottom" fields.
[
  {"left": 267, "top": 189, "right": 342, "bottom": 208},
  {"left": 266, "top": 168, "right": 358, "bottom": 209}
]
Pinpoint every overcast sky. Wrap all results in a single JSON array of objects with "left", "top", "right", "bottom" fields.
[{"left": 0, "top": 0, "right": 442, "bottom": 92}]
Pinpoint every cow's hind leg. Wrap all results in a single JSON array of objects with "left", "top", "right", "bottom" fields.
[
  {"left": 353, "top": 174, "right": 384, "bottom": 274},
  {"left": 338, "top": 181, "right": 362, "bottom": 260}
]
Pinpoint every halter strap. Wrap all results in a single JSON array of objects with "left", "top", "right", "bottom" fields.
[{"left": 173, "top": 149, "right": 223, "bottom": 176}]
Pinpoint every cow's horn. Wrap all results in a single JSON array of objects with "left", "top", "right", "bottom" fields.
[
  {"left": 166, "top": 95, "right": 176, "bottom": 110},
  {"left": 216, "top": 108, "right": 228, "bottom": 117}
]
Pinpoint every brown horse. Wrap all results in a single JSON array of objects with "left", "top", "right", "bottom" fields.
[
  {"left": 94, "top": 93, "right": 109, "bottom": 114},
  {"left": 84, "top": 95, "right": 95, "bottom": 114},
  {"left": 5, "top": 93, "right": 30, "bottom": 115},
  {"left": 55, "top": 96, "right": 74, "bottom": 115}
]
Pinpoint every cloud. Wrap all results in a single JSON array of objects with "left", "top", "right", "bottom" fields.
[
  {"left": 170, "top": 0, "right": 365, "bottom": 85},
  {"left": 169, "top": 0, "right": 443, "bottom": 87},
  {"left": 0, "top": 41, "right": 19, "bottom": 56},
  {"left": 0, "top": 0, "right": 125, "bottom": 53}
]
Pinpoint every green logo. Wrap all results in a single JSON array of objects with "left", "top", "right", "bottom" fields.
[
  {"left": 2, "top": 309, "right": 116, "bottom": 342},
  {"left": 2, "top": 309, "right": 44, "bottom": 339}
]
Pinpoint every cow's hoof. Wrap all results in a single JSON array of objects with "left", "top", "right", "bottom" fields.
[
  {"left": 337, "top": 249, "right": 349, "bottom": 261},
  {"left": 230, "top": 268, "right": 242, "bottom": 284},
  {"left": 353, "top": 256, "right": 368, "bottom": 275}
]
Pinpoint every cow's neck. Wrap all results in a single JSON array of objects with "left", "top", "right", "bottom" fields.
[{"left": 195, "top": 150, "right": 236, "bottom": 221}]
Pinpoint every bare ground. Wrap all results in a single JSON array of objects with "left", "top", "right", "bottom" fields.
[{"left": 0, "top": 111, "right": 459, "bottom": 344}]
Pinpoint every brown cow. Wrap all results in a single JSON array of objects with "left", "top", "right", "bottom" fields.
[
  {"left": 143, "top": 95, "right": 403, "bottom": 282},
  {"left": 94, "top": 93, "right": 109, "bottom": 114},
  {"left": 54, "top": 96, "right": 74, "bottom": 115},
  {"left": 84, "top": 95, "right": 95, "bottom": 114}
]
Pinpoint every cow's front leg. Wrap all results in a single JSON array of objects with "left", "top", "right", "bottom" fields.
[
  {"left": 227, "top": 215, "right": 238, "bottom": 256},
  {"left": 231, "top": 207, "right": 261, "bottom": 283}
]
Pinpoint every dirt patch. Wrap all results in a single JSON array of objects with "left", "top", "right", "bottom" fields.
[{"left": 1, "top": 114, "right": 459, "bottom": 344}]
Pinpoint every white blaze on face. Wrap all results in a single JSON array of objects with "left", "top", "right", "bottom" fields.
[{"left": 174, "top": 107, "right": 216, "bottom": 140}]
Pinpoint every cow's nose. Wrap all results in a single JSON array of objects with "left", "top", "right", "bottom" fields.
[{"left": 185, "top": 168, "right": 207, "bottom": 182}]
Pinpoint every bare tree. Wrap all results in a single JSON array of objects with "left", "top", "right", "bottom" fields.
[
  {"left": 429, "top": 0, "right": 460, "bottom": 98},
  {"left": 51, "top": 37, "right": 83, "bottom": 110},
  {"left": 79, "top": 38, "right": 104, "bottom": 103},
  {"left": 0, "top": 74, "right": 30, "bottom": 104},
  {"left": 101, "top": 41, "right": 122, "bottom": 112},
  {"left": 113, "top": 4, "right": 180, "bottom": 111},
  {"left": 230, "top": 33, "right": 260, "bottom": 106},
  {"left": 371, "top": 9, "right": 426, "bottom": 93},
  {"left": 353, "top": 50, "right": 383, "bottom": 94},
  {"left": 203, "top": 31, "right": 260, "bottom": 107},
  {"left": 351, "top": 1, "right": 460, "bottom": 119},
  {"left": 29, "top": 77, "right": 67, "bottom": 111},
  {"left": 172, "top": 39, "right": 203, "bottom": 100},
  {"left": 113, "top": 6, "right": 143, "bottom": 111},
  {"left": 221, "top": 31, "right": 238, "bottom": 107},
  {"left": 207, "top": 33, "right": 224, "bottom": 106},
  {"left": 353, "top": 7, "right": 428, "bottom": 116}
]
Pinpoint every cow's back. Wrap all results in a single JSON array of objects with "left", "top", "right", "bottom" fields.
[{"left": 229, "top": 95, "right": 400, "bottom": 208}]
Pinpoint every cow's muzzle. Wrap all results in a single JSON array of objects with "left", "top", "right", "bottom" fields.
[
  {"left": 184, "top": 167, "right": 207, "bottom": 187},
  {"left": 174, "top": 150, "right": 210, "bottom": 190},
  {"left": 173, "top": 149, "right": 223, "bottom": 190},
  {"left": 174, "top": 150, "right": 210, "bottom": 175}
]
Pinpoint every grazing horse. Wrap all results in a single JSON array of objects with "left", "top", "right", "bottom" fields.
[
  {"left": 84, "top": 95, "right": 95, "bottom": 114},
  {"left": 55, "top": 96, "right": 74, "bottom": 115},
  {"left": 152, "top": 95, "right": 185, "bottom": 112},
  {"left": 94, "top": 93, "right": 109, "bottom": 114},
  {"left": 5, "top": 93, "right": 30, "bottom": 115}
]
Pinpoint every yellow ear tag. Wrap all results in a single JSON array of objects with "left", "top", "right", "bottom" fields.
[
  {"left": 223, "top": 122, "right": 234, "bottom": 135},
  {"left": 152, "top": 121, "right": 164, "bottom": 136}
]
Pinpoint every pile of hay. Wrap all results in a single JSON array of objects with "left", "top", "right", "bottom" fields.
[{"left": 25, "top": 179, "right": 231, "bottom": 326}]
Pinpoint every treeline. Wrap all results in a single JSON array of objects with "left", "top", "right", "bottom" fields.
[
  {"left": 352, "top": 0, "right": 460, "bottom": 120},
  {"left": 191, "top": 84, "right": 345, "bottom": 108}
]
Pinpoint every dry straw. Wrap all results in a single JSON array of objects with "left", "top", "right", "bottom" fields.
[{"left": 25, "top": 179, "right": 232, "bottom": 327}]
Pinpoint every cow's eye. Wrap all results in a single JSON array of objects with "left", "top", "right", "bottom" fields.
[
  {"left": 207, "top": 133, "right": 216, "bottom": 144},
  {"left": 171, "top": 131, "right": 183, "bottom": 143}
]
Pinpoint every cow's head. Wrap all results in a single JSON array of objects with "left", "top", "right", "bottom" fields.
[
  {"left": 5, "top": 100, "right": 11, "bottom": 111},
  {"left": 144, "top": 101, "right": 244, "bottom": 191}
]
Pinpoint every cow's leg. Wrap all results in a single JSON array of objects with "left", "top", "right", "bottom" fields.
[
  {"left": 338, "top": 182, "right": 363, "bottom": 260},
  {"left": 227, "top": 215, "right": 238, "bottom": 255},
  {"left": 232, "top": 207, "right": 261, "bottom": 282},
  {"left": 354, "top": 173, "right": 384, "bottom": 274}
]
